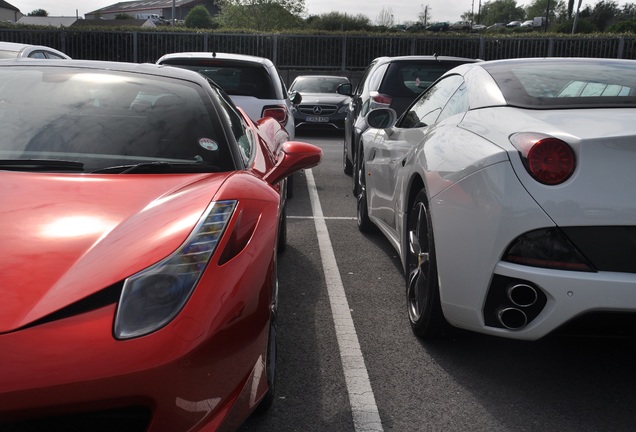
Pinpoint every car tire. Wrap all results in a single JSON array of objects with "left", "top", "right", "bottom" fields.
[
  {"left": 352, "top": 142, "right": 361, "bottom": 196},
  {"left": 405, "top": 189, "right": 449, "bottom": 338},
  {"left": 343, "top": 142, "right": 353, "bottom": 175},
  {"left": 277, "top": 204, "right": 287, "bottom": 254},
  {"left": 255, "top": 259, "right": 278, "bottom": 413},
  {"left": 286, "top": 174, "right": 294, "bottom": 199},
  {"left": 356, "top": 148, "right": 374, "bottom": 233}
]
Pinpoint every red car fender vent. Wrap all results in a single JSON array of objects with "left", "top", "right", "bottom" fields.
[
  {"left": 262, "top": 105, "right": 288, "bottom": 125},
  {"left": 510, "top": 133, "right": 575, "bottom": 185},
  {"left": 218, "top": 206, "right": 262, "bottom": 265}
]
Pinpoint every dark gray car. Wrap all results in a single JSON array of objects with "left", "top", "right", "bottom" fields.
[{"left": 338, "top": 55, "right": 479, "bottom": 196}]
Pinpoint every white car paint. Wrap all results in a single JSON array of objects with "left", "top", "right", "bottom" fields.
[{"left": 359, "top": 58, "right": 636, "bottom": 340}]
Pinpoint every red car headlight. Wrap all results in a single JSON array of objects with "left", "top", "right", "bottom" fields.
[{"left": 114, "top": 200, "right": 237, "bottom": 339}]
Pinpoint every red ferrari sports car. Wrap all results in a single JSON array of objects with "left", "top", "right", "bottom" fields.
[{"left": 0, "top": 59, "right": 321, "bottom": 431}]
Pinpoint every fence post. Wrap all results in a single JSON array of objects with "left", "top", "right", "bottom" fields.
[
  {"left": 204, "top": 33, "right": 209, "bottom": 51},
  {"left": 547, "top": 37, "right": 554, "bottom": 57},
  {"left": 60, "top": 29, "right": 66, "bottom": 54},
  {"left": 133, "top": 31, "right": 138, "bottom": 63},
  {"left": 272, "top": 34, "right": 278, "bottom": 65},
  {"left": 479, "top": 37, "right": 485, "bottom": 59},
  {"left": 411, "top": 38, "right": 416, "bottom": 55},
  {"left": 618, "top": 37, "right": 625, "bottom": 58},
  {"left": 342, "top": 35, "right": 347, "bottom": 71}
]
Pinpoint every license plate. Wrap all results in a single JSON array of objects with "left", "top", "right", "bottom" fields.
[{"left": 306, "top": 116, "right": 329, "bottom": 122}]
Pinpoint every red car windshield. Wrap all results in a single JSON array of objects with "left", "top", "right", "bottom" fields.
[{"left": 0, "top": 66, "right": 234, "bottom": 172}]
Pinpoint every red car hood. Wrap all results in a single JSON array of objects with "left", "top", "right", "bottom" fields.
[{"left": 0, "top": 171, "right": 231, "bottom": 333}]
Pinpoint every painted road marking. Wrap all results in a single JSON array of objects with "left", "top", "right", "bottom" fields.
[
  {"left": 289, "top": 216, "right": 357, "bottom": 220},
  {"left": 305, "top": 169, "right": 384, "bottom": 432}
]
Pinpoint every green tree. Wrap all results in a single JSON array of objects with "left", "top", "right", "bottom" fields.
[
  {"left": 185, "top": 5, "right": 215, "bottom": 29},
  {"left": 525, "top": 0, "right": 567, "bottom": 26},
  {"left": 479, "top": 0, "right": 526, "bottom": 25},
  {"left": 28, "top": 9, "right": 48, "bottom": 16},
  {"left": 304, "top": 12, "right": 371, "bottom": 31},
  {"left": 590, "top": 0, "right": 620, "bottom": 31},
  {"left": 217, "top": 0, "right": 305, "bottom": 31}
]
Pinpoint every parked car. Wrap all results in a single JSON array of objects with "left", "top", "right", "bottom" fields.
[
  {"left": 472, "top": 24, "right": 487, "bottom": 31},
  {"left": 486, "top": 22, "right": 506, "bottom": 30},
  {"left": 506, "top": 20, "right": 522, "bottom": 27},
  {"left": 157, "top": 52, "right": 301, "bottom": 140},
  {"left": 449, "top": 20, "right": 472, "bottom": 31},
  {"left": 521, "top": 20, "right": 535, "bottom": 27},
  {"left": 0, "top": 59, "right": 321, "bottom": 430},
  {"left": 288, "top": 75, "right": 351, "bottom": 131},
  {"left": 425, "top": 22, "right": 450, "bottom": 32},
  {"left": 338, "top": 55, "right": 479, "bottom": 196},
  {"left": 356, "top": 57, "right": 636, "bottom": 340},
  {"left": 0, "top": 41, "right": 70, "bottom": 59}
]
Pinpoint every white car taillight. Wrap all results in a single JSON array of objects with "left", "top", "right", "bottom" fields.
[
  {"left": 369, "top": 91, "right": 392, "bottom": 110},
  {"left": 262, "top": 106, "right": 288, "bottom": 125}
]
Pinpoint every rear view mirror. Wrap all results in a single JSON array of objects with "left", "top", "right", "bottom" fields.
[
  {"left": 337, "top": 83, "right": 353, "bottom": 96},
  {"left": 289, "top": 91, "right": 302, "bottom": 105},
  {"left": 264, "top": 141, "right": 322, "bottom": 185},
  {"left": 366, "top": 108, "right": 397, "bottom": 130}
]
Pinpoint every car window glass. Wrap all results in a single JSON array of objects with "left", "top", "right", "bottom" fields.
[
  {"left": 399, "top": 75, "right": 464, "bottom": 128},
  {"left": 367, "top": 63, "right": 388, "bottom": 93},
  {"left": 291, "top": 77, "right": 348, "bottom": 93},
  {"left": 355, "top": 61, "right": 377, "bottom": 95},
  {"left": 0, "top": 67, "right": 236, "bottom": 172},
  {"left": 483, "top": 59, "right": 636, "bottom": 108},
  {"left": 381, "top": 62, "right": 461, "bottom": 97},
  {"left": 213, "top": 85, "right": 252, "bottom": 164},
  {"left": 160, "top": 60, "right": 276, "bottom": 100},
  {"left": 436, "top": 82, "right": 469, "bottom": 123},
  {"left": 28, "top": 51, "right": 47, "bottom": 59},
  {"left": 45, "top": 52, "right": 66, "bottom": 59}
]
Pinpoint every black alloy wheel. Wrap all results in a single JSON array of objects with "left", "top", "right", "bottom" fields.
[
  {"left": 255, "top": 258, "right": 279, "bottom": 413},
  {"left": 405, "top": 189, "right": 448, "bottom": 338},
  {"left": 343, "top": 142, "right": 353, "bottom": 175},
  {"left": 356, "top": 147, "right": 374, "bottom": 233},
  {"left": 352, "top": 142, "right": 361, "bottom": 196},
  {"left": 277, "top": 204, "right": 287, "bottom": 254}
]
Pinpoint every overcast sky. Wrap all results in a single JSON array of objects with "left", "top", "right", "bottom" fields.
[{"left": 16, "top": 0, "right": 596, "bottom": 24}]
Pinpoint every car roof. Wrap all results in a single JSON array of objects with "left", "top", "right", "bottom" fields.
[
  {"left": 157, "top": 52, "right": 275, "bottom": 67},
  {"left": 0, "top": 58, "right": 215, "bottom": 84},
  {"left": 0, "top": 41, "right": 70, "bottom": 58},
  {"left": 293, "top": 75, "right": 349, "bottom": 80},
  {"left": 372, "top": 55, "right": 479, "bottom": 64}
]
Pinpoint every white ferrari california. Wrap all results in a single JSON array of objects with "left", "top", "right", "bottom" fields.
[{"left": 356, "top": 57, "right": 636, "bottom": 340}]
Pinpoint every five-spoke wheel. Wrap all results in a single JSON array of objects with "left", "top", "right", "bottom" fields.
[{"left": 405, "top": 190, "right": 448, "bottom": 338}]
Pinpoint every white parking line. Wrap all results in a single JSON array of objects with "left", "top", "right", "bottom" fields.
[
  {"left": 305, "top": 169, "right": 384, "bottom": 432},
  {"left": 289, "top": 216, "right": 357, "bottom": 220}
]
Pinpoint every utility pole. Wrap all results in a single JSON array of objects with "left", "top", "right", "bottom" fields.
[
  {"left": 572, "top": 0, "right": 583, "bottom": 33},
  {"left": 172, "top": 0, "right": 176, "bottom": 27}
]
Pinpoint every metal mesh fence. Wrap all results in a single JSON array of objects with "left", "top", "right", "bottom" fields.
[{"left": 1, "top": 28, "right": 635, "bottom": 71}]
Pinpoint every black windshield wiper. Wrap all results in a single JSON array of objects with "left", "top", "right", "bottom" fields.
[
  {"left": 0, "top": 159, "right": 84, "bottom": 172},
  {"left": 91, "top": 161, "right": 220, "bottom": 174}
]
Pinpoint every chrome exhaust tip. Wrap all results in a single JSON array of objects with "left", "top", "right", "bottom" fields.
[
  {"left": 507, "top": 283, "right": 538, "bottom": 308},
  {"left": 497, "top": 307, "right": 528, "bottom": 330}
]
